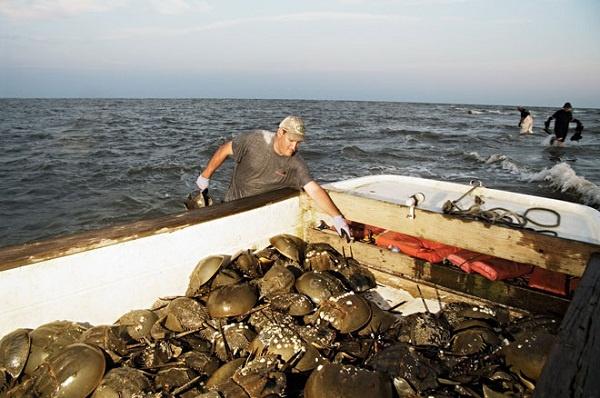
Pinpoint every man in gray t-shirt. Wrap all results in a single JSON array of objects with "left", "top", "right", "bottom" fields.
[
  {"left": 224, "top": 129, "right": 312, "bottom": 202},
  {"left": 194, "top": 116, "right": 351, "bottom": 238}
]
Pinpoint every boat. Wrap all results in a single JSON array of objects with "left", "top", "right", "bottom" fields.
[{"left": 1, "top": 174, "right": 599, "bottom": 396}]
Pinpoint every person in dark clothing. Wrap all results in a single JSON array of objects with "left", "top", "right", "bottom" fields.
[
  {"left": 517, "top": 106, "right": 533, "bottom": 134},
  {"left": 545, "top": 102, "right": 584, "bottom": 145}
]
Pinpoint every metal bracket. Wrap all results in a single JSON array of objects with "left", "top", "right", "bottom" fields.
[{"left": 405, "top": 192, "right": 426, "bottom": 219}]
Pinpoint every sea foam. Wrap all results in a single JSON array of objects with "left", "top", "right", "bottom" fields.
[
  {"left": 530, "top": 163, "right": 600, "bottom": 208},
  {"left": 467, "top": 152, "right": 527, "bottom": 177}
]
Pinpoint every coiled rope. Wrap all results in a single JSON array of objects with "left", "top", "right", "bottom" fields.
[{"left": 441, "top": 183, "right": 561, "bottom": 235}]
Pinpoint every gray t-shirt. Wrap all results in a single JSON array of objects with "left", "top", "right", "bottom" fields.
[{"left": 225, "top": 130, "right": 312, "bottom": 202}]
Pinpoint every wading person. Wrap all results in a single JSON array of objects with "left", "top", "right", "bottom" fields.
[
  {"left": 517, "top": 106, "right": 533, "bottom": 134},
  {"left": 194, "top": 116, "right": 352, "bottom": 238},
  {"left": 544, "top": 102, "right": 584, "bottom": 146}
]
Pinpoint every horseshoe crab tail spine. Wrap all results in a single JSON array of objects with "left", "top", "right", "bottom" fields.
[{"left": 416, "top": 285, "right": 430, "bottom": 313}]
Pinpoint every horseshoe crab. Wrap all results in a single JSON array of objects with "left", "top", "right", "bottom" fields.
[
  {"left": 443, "top": 302, "right": 510, "bottom": 331},
  {"left": 211, "top": 268, "right": 243, "bottom": 288},
  {"left": 0, "top": 328, "right": 31, "bottom": 380},
  {"left": 304, "top": 243, "right": 342, "bottom": 271},
  {"left": 449, "top": 326, "right": 502, "bottom": 356},
  {"left": 317, "top": 292, "right": 372, "bottom": 334},
  {"left": 269, "top": 292, "right": 315, "bottom": 316},
  {"left": 164, "top": 297, "right": 210, "bottom": 332},
  {"left": 368, "top": 342, "right": 441, "bottom": 393},
  {"left": 398, "top": 311, "right": 451, "bottom": 347},
  {"left": 231, "top": 250, "right": 262, "bottom": 279},
  {"left": 205, "top": 357, "right": 246, "bottom": 388},
  {"left": 27, "top": 343, "right": 106, "bottom": 398},
  {"left": 333, "top": 258, "right": 377, "bottom": 293},
  {"left": 502, "top": 330, "right": 556, "bottom": 382},
  {"left": 269, "top": 234, "right": 306, "bottom": 263},
  {"left": 186, "top": 255, "right": 231, "bottom": 297},
  {"left": 358, "top": 301, "right": 397, "bottom": 337},
  {"left": 249, "top": 307, "right": 296, "bottom": 334},
  {"left": 295, "top": 271, "right": 347, "bottom": 305},
  {"left": 116, "top": 309, "right": 158, "bottom": 341},
  {"left": 24, "top": 320, "right": 89, "bottom": 376},
  {"left": 91, "top": 367, "right": 152, "bottom": 398},
  {"left": 231, "top": 357, "right": 287, "bottom": 397},
  {"left": 207, "top": 283, "right": 258, "bottom": 318},
  {"left": 248, "top": 324, "right": 324, "bottom": 373},
  {"left": 79, "top": 325, "right": 130, "bottom": 362},
  {"left": 154, "top": 367, "right": 198, "bottom": 395},
  {"left": 212, "top": 322, "right": 256, "bottom": 361},
  {"left": 304, "top": 363, "right": 392, "bottom": 398},
  {"left": 182, "top": 351, "right": 220, "bottom": 377},
  {"left": 258, "top": 263, "right": 296, "bottom": 298}
]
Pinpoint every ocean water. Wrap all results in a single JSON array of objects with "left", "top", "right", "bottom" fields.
[{"left": 1, "top": 98, "right": 599, "bottom": 249}]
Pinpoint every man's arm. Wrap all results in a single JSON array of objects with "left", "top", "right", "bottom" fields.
[
  {"left": 303, "top": 181, "right": 352, "bottom": 238},
  {"left": 195, "top": 141, "right": 233, "bottom": 190},
  {"left": 200, "top": 141, "right": 233, "bottom": 179}
]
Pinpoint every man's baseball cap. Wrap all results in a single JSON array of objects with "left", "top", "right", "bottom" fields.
[
  {"left": 279, "top": 116, "right": 305, "bottom": 141},
  {"left": 563, "top": 102, "right": 572, "bottom": 109}
]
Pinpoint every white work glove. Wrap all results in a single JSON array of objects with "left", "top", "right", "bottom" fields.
[
  {"left": 332, "top": 215, "right": 352, "bottom": 241},
  {"left": 196, "top": 175, "right": 210, "bottom": 191}
]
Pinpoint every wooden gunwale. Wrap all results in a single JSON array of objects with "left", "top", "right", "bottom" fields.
[
  {"left": 0, "top": 188, "right": 299, "bottom": 272},
  {"left": 316, "top": 190, "right": 600, "bottom": 277}
]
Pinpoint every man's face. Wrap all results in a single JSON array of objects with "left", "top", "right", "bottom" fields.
[{"left": 276, "top": 129, "right": 302, "bottom": 156}]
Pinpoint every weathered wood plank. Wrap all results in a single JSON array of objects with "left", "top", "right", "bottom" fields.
[
  {"left": 534, "top": 253, "right": 600, "bottom": 397},
  {"left": 304, "top": 191, "right": 600, "bottom": 277},
  {"left": 306, "top": 228, "right": 571, "bottom": 316},
  {"left": 0, "top": 188, "right": 300, "bottom": 271}
]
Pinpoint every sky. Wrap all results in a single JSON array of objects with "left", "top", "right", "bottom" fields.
[{"left": 1, "top": 0, "right": 599, "bottom": 107}]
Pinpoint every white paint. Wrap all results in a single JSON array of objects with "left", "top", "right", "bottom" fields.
[
  {"left": 325, "top": 175, "right": 600, "bottom": 244},
  {"left": 0, "top": 197, "right": 301, "bottom": 337}
]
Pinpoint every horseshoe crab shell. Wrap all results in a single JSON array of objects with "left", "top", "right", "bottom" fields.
[
  {"left": 269, "top": 234, "right": 306, "bottom": 263},
  {"left": 304, "top": 363, "right": 392, "bottom": 398},
  {"left": 358, "top": 301, "right": 397, "bottom": 336},
  {"left": 231, "top": 250, "right": 262, "bottom": 278},
  {"left": 0, "top": 328, "right": 31, "bottom": 379},
  {"left": 31, "top": 343, "right": 106, "bottom": 398},
  {"left": 186, "top": 255, "right": 231, "bottom": 296},
  {"left": 502, "top": 330, "right": 556, "bottom": 381},
  {"left": 258, "top": 263, "right": 296, "bottom": 298},
  {"left": 269, "top": 293, "right": 315, "bottom": 316},
  {"left": 117, "top": 309, "right": 159, "bottom": 341},
  {"left": 295, "top": 271, "right": 347, "bottom": 305},
  {"left": 248, "top": 324, "right": 324, "bottom": 373},
  {"left": 91, "top": 367, "right": 153, "bottom": 398},
  {"left": 207, "top": 283, "right": 258, "bottom": 318},
  {"left": 24, "top": 321, "right": 88, "bottom": 376},
  {"left": 164, "top": 297, "right": 210, "bottom": 332},
  {"left": 318, "top": 293, "right": 372, "bottom": 334}
]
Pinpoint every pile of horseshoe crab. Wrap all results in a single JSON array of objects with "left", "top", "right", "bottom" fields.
[{"left": 0, "top": 234, "right": 561, "bottom": 397}]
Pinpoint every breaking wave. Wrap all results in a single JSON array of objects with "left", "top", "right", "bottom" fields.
[{"left": 529, "top": 163, "right": 600, "bottom": 208}]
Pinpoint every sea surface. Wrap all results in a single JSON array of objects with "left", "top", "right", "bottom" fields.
[{"left": 1, "top": 98, "right": 599, "bottom": 249}]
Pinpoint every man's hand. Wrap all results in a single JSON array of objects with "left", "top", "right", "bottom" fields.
[
  {"left": 332, "top": 215, "right": 352, "bottom": 241},
  {"left": 196, "top": 175, "right": 210, "bottom": 191}
]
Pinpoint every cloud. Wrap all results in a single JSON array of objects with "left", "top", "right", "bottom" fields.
[
  {"left": 147, "top": 0, "right": 210, "bottom": 16},
  {"left": 0, "top": 0, "right": 122, "bottom": 20},
  {"left": 104, "top": 12, "right": 419, "bottom": 39},
  {"left": 0, "top": 0, "right": 210, "bottom": 20}
]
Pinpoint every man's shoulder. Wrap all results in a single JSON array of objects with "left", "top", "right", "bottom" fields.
[
  {"left": 240, "top": 129, "right": 274, "bottom": 142},
  {"left": 233, "top": 130, "right": 274, "bottom": 154}
]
